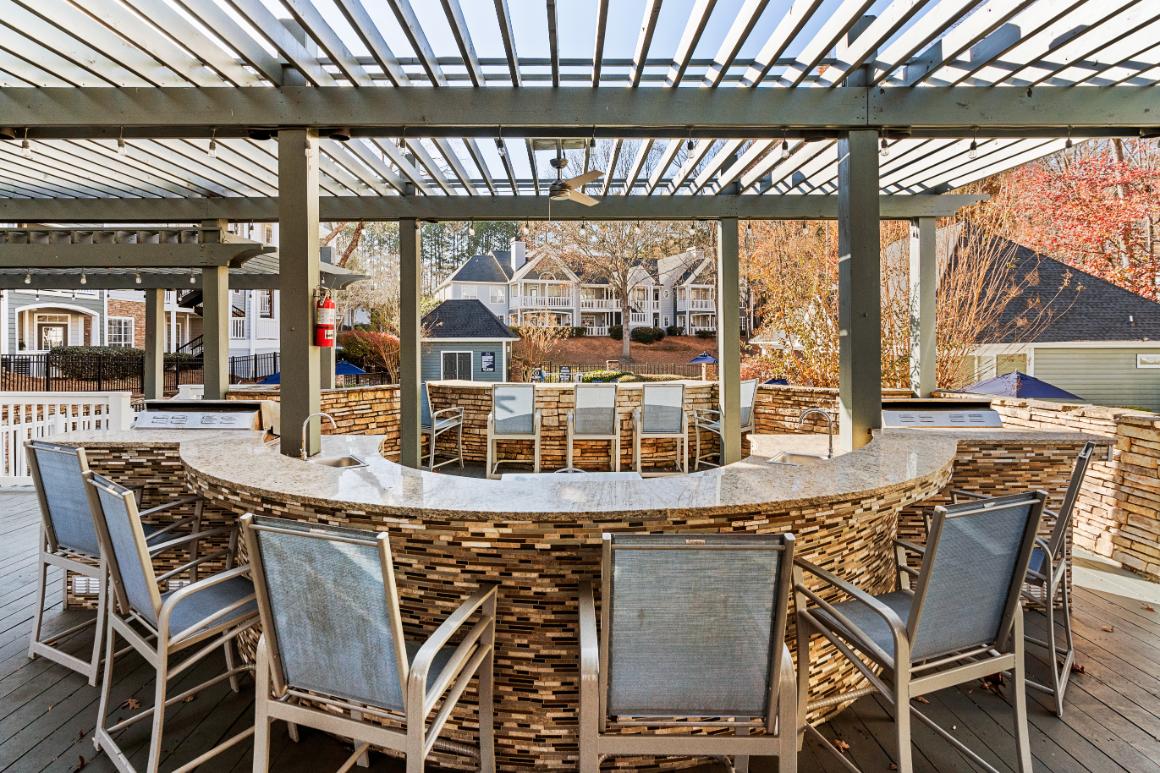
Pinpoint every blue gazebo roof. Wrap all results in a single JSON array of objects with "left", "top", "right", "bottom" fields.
[{"left": 962, "top": 371, "right": 1083, "bottom": 401}]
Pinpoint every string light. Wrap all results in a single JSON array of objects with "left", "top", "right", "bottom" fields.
[
  {"left": 521, "top": 222, "right": 529, "bottom": 237},
  {"left": 208, "top": 128, "right": 218, "bottom": 159},
  {"left": 968, "top": 127, "right": 979, "bottom": 160},
  {"left": 780, "top": 138, "right": 790, "bottom": 160},
  {"left": 20, "top": 128, "right": 31, "bottom": 159},
  {"left": 134, "top": 272, "right": 142, "bottom": 285},
  {"left": 1065, "top": 126, "right": 1073, "bottom": 149},
  {"left": 23, "top": 273, "right": 31, "bottom": 285},
  {"left": 468, "top": 221, "right": 475, "bottom": 237},
  {"left": 189, "top": 273, "right": 197, "bottom": 285},
  {"left": 687, "top": 222, "right": 696, "bottom": 236},
  {"left": 579, "top": 221, "right": 587, "bottom": 232},
  {"left": 879, "top": 137, "right": 889, "bottom": 158},
  {"left": 79, "top": 273, "right": 87, "bottom": 285},
  {"left": 117, "top": 127, "right": 126, "bottom": 155},
  {"left": 686, "top": 137, "right": 694, "bottom": 151}
]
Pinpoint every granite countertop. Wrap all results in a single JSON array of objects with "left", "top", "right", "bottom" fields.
[{"left": 54, "top": 425, "right": 1103, "bottom": 522}]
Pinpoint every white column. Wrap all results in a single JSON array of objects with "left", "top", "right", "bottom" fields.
[{"left": 909, "top": 217, "right": 937, "bottom": 397}]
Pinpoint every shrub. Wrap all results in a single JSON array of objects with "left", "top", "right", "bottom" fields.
[
  {"left": 665, "top": 324, "right": 685, "bottom": 337},
  {"left": 337, "top": 330, "right": 399, "bottom": 379},
  {"left": 629, "top": 326, "right": 665, "bottom": 344},
  {"left": 695, "top": 329, "right": 717, "bottom": 339},
  {"left": 570, "top": 326, "right": 586, "bottom": 337},
  {"left": 580, "top": 369, "right": 626, "bottom": 383},
  {"left": 46, "top": 346, "right": 144, "bottom": 379},
  {"left": 608, "top": 325, "right": 623, "bottom": 340}
]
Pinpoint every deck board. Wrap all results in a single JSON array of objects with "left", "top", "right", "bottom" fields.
[{"left": 0, "top": 489, "right": 1157, "bottom": 773}]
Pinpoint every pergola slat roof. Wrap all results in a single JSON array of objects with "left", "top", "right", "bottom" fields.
[{"left": 0, "top": 0, "right": 1154, "bottom": 213}]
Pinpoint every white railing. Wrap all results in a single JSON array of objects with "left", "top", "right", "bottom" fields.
[
  {"left": 628, "top": 313, "right": 650, "bottom": 326},
  {"left": 584, "top": 326, "right": 609, "bottom": 337},
  {"left": 580, "top": 298, "right": 619, "bottom": 310},
  {"left": 516, "top": 295, "right": 572, "bottom": 309},
  {"left": 230, "top": 317, "right": 247, "bottom": 340},
  {"left": 256, "top": 317, "right": 279, "bottom": 339},
  {"left": 678, "top": 298, "right": 715, "bottom": 311},
  {"left": 0, "top": 392, "right": 134, "bottom": 486}
]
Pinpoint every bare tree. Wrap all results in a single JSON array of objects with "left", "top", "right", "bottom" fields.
[{"left": 510, "top": 312, "right": 567, "bottom": 380}]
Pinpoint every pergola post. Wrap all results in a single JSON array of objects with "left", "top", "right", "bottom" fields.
[
  {"left": 716, "top": 217, "right": 742, "bottom": 465},
  {"left": 398, "top": 218, "right": 422, "bottom": 469},
  {"left": 837, "top": 130, "right": 882, "bottom": 452},
  {"left": 320, "top": 344, "right": 336, "bottom": 390},
  {"left": 909, "top": 217, "right": 937, "bottom": 397},
  {"left": 143, "top": 288, "right": 165, "bottom": 400},
  {"left": 278, "top": 129, "right": 321, "bottom": 458},
  {"left": 201, "top": 264, "right": 230, "bottom": 399}
]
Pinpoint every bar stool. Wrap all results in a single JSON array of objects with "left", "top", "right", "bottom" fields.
[
  {"left": 486, "top": 384, "right": 541, "bottom": 478},
  {"left": 566, "top": 383, "right": 620, "bottom": 472},
  {"left": 632, "top": 382, "right": 687, "bottom": 475}
]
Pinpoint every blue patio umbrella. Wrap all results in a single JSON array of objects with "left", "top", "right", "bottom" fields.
[
  {"left": 764, "top": 378, "right": 789, "bottom": 386},
  {"left": 961, "top": 371, "right": 1083, "bottom": 401},
  {"left": 259, "top": 359, "right": 366, "bottom": 385},
  {"left": 688, "top": 351, "right": 718, "bottom": 364}
]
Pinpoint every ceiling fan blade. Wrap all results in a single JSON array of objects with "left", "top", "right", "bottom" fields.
[
  {"left": 563, "top": 189, "right": 600, "bottom": 207},
  {"left": 565, "top": 169, "right": 603, "bottom": 187}
]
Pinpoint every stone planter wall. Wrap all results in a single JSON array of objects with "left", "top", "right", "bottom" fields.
[{"left": 753, "top": 384, "right": 913, "bottom": 433}]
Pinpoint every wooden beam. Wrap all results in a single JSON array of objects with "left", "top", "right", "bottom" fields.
[
  {"left": 716, "top": 217, "right": 742, "bottom": 465},
  {"left": 0, "top": 243, "right": 271, "bottom": 268}
]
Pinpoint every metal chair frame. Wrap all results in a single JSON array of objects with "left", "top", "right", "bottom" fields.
[
  {"left": 421, "top": 382, "right": 464, "bottom": 471},
  {"left": 579, "top": 533, "right": 798, "bottom": 773},
  {"left": 692, "top": 379, "right": 758, "bottom": 470},
  {"left": 242, "top": 515, "right": 498, "bottom": 773},
  {"left": 25, "top": 440, "right": 204, "bottom": 686},
  {"left": 486, "top": 383, "right": 542, "bottom": 479},
  {"left": 632, "top": 382, "right": 688, "bottom": 475},
  {"left": 951, "top": 441, "right": 1095, "bottom": 717},
  {"left": 795, "top": 491, "right": 1047, "bottom": 773},
  {"left": 566, "top": 383, "right": 620, "bottom": 473},
  {"left": 86, "top": 472, "right": 258, "bottom": 773}
]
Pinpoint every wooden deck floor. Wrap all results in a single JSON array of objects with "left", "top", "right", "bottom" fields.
[{"left": 1, "top": 488, "right": 1159, "bottom": 772}]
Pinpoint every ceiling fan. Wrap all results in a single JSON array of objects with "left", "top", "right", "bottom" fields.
[{"left": 548, "top": 151, "right": 602, "bottom": 207}]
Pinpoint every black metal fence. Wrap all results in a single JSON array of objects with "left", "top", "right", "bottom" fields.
[{"left": 1, "top": 351, "right": 283, "bottom": 395}]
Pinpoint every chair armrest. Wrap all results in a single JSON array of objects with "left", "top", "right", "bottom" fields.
[
  {"left": 578, "top": 581, "right": 599, "bottom": 681},
  {"left": 159, "top": 564, "right": 254, "bottom": 642},
  {"left": 794, "top": 558, "right": 909, "bottom": 664},
  {"left": 894, "top": 538, "right": 926, "bottom": 557},
  {"left": 410, "top": 585, "right": 499, "bottom": 713},
  {"left": 1040, "top": 507, "right": 1059, "bottom": 523},
  {"left": 138, "top": 494, "right": 200, "bottom": 519},
  {"left": 147, "top": 525, "right": 233, "bottom": 556},
  {"left": 950, "top": 488, "right": 987, "bottom": 503},
  {"left": 431, "top": 407, "right": 463, "bottom": 421}
]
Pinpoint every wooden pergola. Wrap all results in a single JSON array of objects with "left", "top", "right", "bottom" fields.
[{"left": 0, "top": 0, "right": 1155, "bottom": 465}]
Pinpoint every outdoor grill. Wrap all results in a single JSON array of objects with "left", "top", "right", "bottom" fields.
[
  {"left": 134, "top": 399, "right": 279, "bottom": 434},
  {"left": 881, "top": 399, "right": 1002, "bottom": 429}
]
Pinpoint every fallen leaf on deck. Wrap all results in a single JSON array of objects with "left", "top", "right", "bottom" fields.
[
  {"left": 832, "top": 738, "right": 850, "bottom": 753},
  {"left": 74, "top": 755, "right": 86, "bottom": 771},
  {"left": 121, "top": 697, "right": 141, "bottom": 711},
  {"left": 183, "top": 695, "right": 196, "bottom": 703},
  {"left": 1070, "top": 663, "right": 1086, "bottom": 674},
  {"left": 889, "top": 764, "right": 898, "bottom": 770},
  {"left": 915, "top": 696, "right": 930, "bottom": 704},
  {"left": 1144, "top": 605, "right": 1155, "bottom": 613},
  {"left": 1101, "top": 625, "right": 1115, "bottom": 633}
]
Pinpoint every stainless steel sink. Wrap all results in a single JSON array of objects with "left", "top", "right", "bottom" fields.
[
  {"left": 767, "top": 451, "right": 829, "bottom": 466},
  {"left": 307, "top": 454, "right": 367, "bottom": 469}
]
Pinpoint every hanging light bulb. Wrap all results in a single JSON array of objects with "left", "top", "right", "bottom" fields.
[
  {"left": 1065, "top": 126, "right": 1073, "bottom": 149},
  {"left": 579, "top": 220, "right": 587, "bottom": 232},
  {"left": 117, "top": 127, "right": 126, "bottom": 155},
  {"left": 189, "top": 273, "right": 197, "bottom": 285},
  {"left": 79, "top": 273, "right": 87, "bottom": 285},
  {"left": 780, "top": 139, "right": 790, "bottom": 160},
  {"left": 879, "top": 137, "right": 889, "bottom": 158},
  {"left": 633, "top": 222, "right": 641, "bottom": 234},
  {"left": 20, "top": 128, "right": 31, "bottom": 159},
  {"left": 23, "top": 272, "right": 31, "bottom": 285},
  {"left": 468, "top": 221, "right": 475, "bottom": 237},
  {"left": 521, "top": 222, "right": 529, "bottom": 237},
  {"left": 134, "top": 272, "right": 142, "bottom": 285},
  {"left": 968, "top": 138, "right": 978, "bottom": 160},
  {"left": 687, "top": 222, "right": 696, "bottom": 236},
  {"left": 686, "top": 137, "right": 694, "bottom": 151},
  {"left": 208, "top": 128, "right": 218, "bottom": 159}
]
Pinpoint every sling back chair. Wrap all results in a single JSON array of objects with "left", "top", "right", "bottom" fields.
[
  {"left": 951, "top": 441, "right": 1095, "bottom": 717},
  {"left": 87, "top": 472, "right": 258, "bottom": 773},
  {"left": 421, "top": 382, "right": 464, "bottom": 471},
  {"left": 632, "top": 382, "right": 687, "bottom": 475},
  {"left": 242, "top": 514, "right": 498, "bottom": 773},
  {"left": 25, "top": 440, "right": 204, "bottom": 686},
  {"left": 486, "top": 383, "right": 541, "bottom": 479},
  {"left": 566, "top": 383, "right": 620, "bottom": 472},
  {"left": 691, "top": 379, "right": 758, "bottom": 470},
  {"left": 579, "top": 533, "right": 797, "bottom": 773},
  {"left": 796, "top": 491, "right": 1047, "bottom": 773}
]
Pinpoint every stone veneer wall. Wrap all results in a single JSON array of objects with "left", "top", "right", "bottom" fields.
[
  {"left": 754, "top": 384, "right": 914, "bottom": 433},
  {"left": 229, "top": 384, "right": 401, "bottom": 461},
  {"left": 938, "top": 394, "right": 1160, "bottom": 580}
]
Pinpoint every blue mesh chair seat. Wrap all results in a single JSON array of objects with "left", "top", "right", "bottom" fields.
[
  {"left": 692, "top": 379, "right": 758, "bottom": 470},
  {"left": 632, "top": 383, "right": 688, "bottom": 475},
  {"left": 24, "top": 440, "right": 207, "bottom": 687},
  {"left": 796, "top": 491, "right": 1047, "bottom": 773},
  {"left": 578, "top": 533, "right": 797, "bottom": 773},
  {"left": 420, "top": 383, "right": 465, "bottom": 471},
  {"left": 949, "top": 441, "right": 1095, "bottom": 717},
  {"left": 87, "top": 472, "right": 258, "bottom": 773},
  {"left": 244, "top": 515, "right": 498, "bottom": 772},
  {"left": 487, "top": 384, "right": 541, "bottom": 478},
  {"left": 566, "top": 384, "right": 620, "bottom": 472}
]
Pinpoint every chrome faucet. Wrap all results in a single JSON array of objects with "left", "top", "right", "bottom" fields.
[
  {"left": 799, "top": 407, "right": 835, "bottom": 459},
  {"left": 300, "top": 412, "right": 338, "bottom": 460}
]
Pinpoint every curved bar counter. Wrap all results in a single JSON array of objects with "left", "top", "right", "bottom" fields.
[{"left": 57, "top": 417, "right": 1100, "bottom": 771}]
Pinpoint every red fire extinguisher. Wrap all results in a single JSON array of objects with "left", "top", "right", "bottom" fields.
[{"left": 314, "top": 292, "right": 336, "bottom": 347}]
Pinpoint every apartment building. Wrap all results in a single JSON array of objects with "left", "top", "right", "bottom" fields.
[{"left": 435, "top": 241, "right": 716, "bottom": 335}]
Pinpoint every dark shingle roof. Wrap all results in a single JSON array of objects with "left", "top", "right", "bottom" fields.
[
  {"left": 918, "top": 224, "right": 1160, "bottom": 344},
  {"left": 422, "top": 299, "right": 518, "bottom": 340},
  {"left": 449, "top": 253, "right": 512, "bottom": 283}
]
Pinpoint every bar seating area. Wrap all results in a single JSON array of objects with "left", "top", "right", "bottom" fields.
[{"left": 1, "top": 2, "right": 1158, "bottom": 772}]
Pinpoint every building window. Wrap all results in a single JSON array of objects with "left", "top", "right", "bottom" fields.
[
  {"left": 491, "top": 287, "right": 505, "bottom": 303},
  {"left": 1137, "top": 353, "right": 1160, "bottom": 369},
  {"left": 107, "top": 317, "right": 134, "bottom": 348},
  {"left": 258, "top": 290, "right": 274, "bottom": 318},
  {"left": 461, "top": 286, "right": 478, "bottom": 299},
  {"left": 441, "top": 351, "right": 473, "bottom": 381}
]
